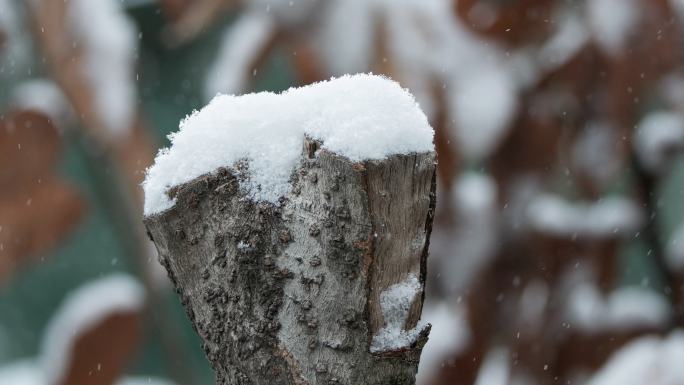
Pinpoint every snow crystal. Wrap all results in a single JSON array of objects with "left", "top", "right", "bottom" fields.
[
  {"left": 416, "top": 302, "right": 470, "bottom": 385},
  {"left": 587, "top": 0, "right": 638, "bottom": 55},
  {"left": 40, "top": 274, "right": 145, "bottom": 384},
  {"left": 586, "top": 331, "right": 684, "bottom": 385},
  {"left": 526, "top": 194, "right": 643, "bottom": 238},
  {"left": 370, "top": 274, "right": 429, "bottom": 353},
  {"left": 566, "top": 284, "right": 670, "bottom": 333},
  {"left": 634, "top": 111, "right": 684, "bottom": 173},
  {"left": 666, "top": 224, "right": 684, "bottom": 272},
  {"left": 205, "top": 12, "right": 275, "bottom": 99},
  {"left": 143, "top": 74, "right": 434, "bottom": 215},
  {"left": 67, "top": 0, "right": 137, "bottom": 137}
]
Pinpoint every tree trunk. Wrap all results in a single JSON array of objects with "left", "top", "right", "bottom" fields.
[{"left": 144, "top": 138, "right": 436, "bottom": 385}]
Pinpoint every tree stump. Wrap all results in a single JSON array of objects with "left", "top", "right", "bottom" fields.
[{"left": 144, "top": 138, "right": 436, "bottom": 385}]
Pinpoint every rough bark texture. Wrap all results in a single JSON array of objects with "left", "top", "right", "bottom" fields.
[{"left": 144, "top": 139, "right": 436, "bottom": 385}]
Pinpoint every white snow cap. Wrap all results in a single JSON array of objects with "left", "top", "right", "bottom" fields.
[
  {"left": 144, "top": 74, "right": 435, "bottom": 215},
  {"left": 586, "top": 331, "right": 684, "bottom": 385},
  {"left": 370, "top": 274, "right": 429, "bottom": 353},
  {"left": 40, "top": 274, "right": 145, "bottom": 384}
]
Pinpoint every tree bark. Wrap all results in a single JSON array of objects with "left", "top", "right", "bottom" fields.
[{"left": 144, "top": 138, "right": 436, "bottom": 385}]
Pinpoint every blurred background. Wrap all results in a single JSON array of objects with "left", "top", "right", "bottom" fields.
[{"left": 3, "top": 0, "right": 684, "bottom": 384}]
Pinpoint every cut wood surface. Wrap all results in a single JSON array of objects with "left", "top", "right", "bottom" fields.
[{"left": 145, "top": 138, "right": 436, "bottom": 385}]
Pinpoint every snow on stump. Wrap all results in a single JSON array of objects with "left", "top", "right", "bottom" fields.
[{"left": 143, "top": 74, "right": 436, "bottom": 385}]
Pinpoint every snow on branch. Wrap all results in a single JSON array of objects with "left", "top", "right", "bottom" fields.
[
  {"left": 11, "top": 79, "right": 74, "bottom": 129},
  {"left": 566, "top": 284, "right": 670, "bottom": 333},
  {"left": 67, "top": 0, "right": 138, "bottom": 137},
  {"left": 587, "top": 0, "right": 638, "bottom": 55},
  {"left": 40, "top": 274, "right": 145, "bottom": 384},
  {"left": 586, "top": 332, "right": 684, "bottom": 385},
  {"left": 634, "top": 111, "right": 684, "bottom": 173},
  {"left": 526, "top": 194, "right": 643, "bottom": 239}
]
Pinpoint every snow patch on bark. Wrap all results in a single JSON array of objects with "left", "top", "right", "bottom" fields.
[{"left": 370, "top": 274, "right": 428, "bottom": 353}]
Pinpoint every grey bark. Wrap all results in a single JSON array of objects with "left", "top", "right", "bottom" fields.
[{"left": 144, "top": 138, "right": 436, "bottom": 385}]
